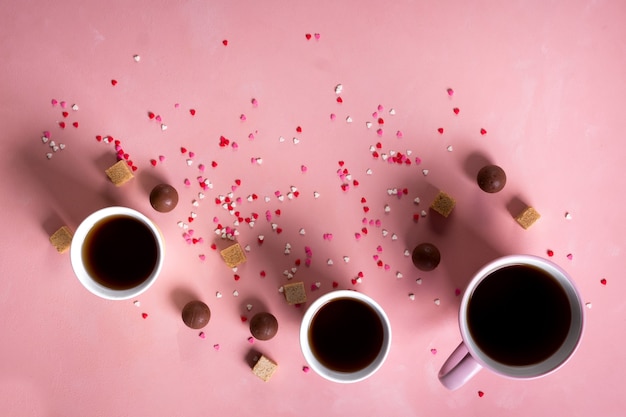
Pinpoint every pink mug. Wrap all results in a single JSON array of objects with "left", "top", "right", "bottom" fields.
[{"left": 438, "top": 255, "right": 584, "bottom": 390}]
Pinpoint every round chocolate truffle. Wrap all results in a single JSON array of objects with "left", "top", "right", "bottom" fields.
[
  {"left": 477, "top": 165, "right": 506, "bottom": 193},
  {"left": 412, "top": 243, "right": 441, "bottom": 271},
  {"left": 149, "top": 183, "right": 179, "bottom": 213},
  {"left": 182, "top": 300, "right": 211, "bottom": 329},
  {"left": 249, "top": 312, "right": 278, "bottom": 341}
]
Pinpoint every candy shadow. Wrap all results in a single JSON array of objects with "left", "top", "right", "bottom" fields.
[
  {"left": 506, "top": 195, "right": 528, "bottom": 219},
  {"left": 169, "top": 286, "right": 201, "bottom": 315},
  {"left": 462, "top": 151, "right": 492, "bottom": 182}
]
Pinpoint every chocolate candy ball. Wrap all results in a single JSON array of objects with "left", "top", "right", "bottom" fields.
[
  {"left": 412, "top": 243, "right": 441, "bottom": 271},
  {"left": 477, "top": 165, "right": 506, "bottom": 193},
  {"left": 249, "top": 312, "right": 278, "bottom": 341},
  {"left": 150, "top": 183, "right": 179, "bottom": 213},
  {"left": 182, "top": 301, "right": 211, "bottom": 329}
]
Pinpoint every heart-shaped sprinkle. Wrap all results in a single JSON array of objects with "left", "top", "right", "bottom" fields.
[
  {"left": 314, "top": 33, "right": 320, "bottom": 40},
  {"left": 199, "top": 332, "right": 206, "bottom": 339},
  {"left": 447, "top": 88, "right": 454, "bottom": 96},
  {"left": 302, "top": 366, "right": 310, "bottom": 373},
  {"left": 478, "top": 391, "right": 484, "bottom": 397},
  {"left": 222, "top": 39, "right": 228, "bottom": 46},
  {"left": 431, "top": 348, "right": 437, "bottom": 355},
  {"left": 437, "top": 127, "right": 444, "bottom": 134},
  {"left": 480, "top": 128, "right": 487, "bottom": 135},
  {"left": 566, "top": 253, "right": 573, "bottom": 260},
  {"left": 453, "top": 107, "right": 460, "bottom": 115},
  {"left": 58, "top": 121, "right": 65, "bottom": 129},
  {"left": 600, "top": 278, "right": 607, "bottom": 285},
  {"left": 190, "top": 109, "right": 196, "bottom": 116},
  {"left": 141, "top": 313, "right": 148, "bottom": 319},
  {"left": 62, "top": 111, "right": 69, "bottom": 118},
  {"left": 305, "top": 33, "right": 312, "bottom": 40},
  {"left": 111, "top": 79, "right": 118, "bottom": 86}
]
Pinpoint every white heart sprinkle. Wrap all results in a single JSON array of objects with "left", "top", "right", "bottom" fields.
[
  {"left": 346, "top": 116, "right": 353, "bottom": 123},
  {"left": 434, "top": 298, "right": 441, "bottom": 305},
  {"left": 413, "top": 197, "right": 421, "bottom": 205},
  {"left": 422, "top": 169, "right": 429, "bottom": 176},
  {"left": 416, "top": 278, "right": 423, "bottom": 285},
  {"left": 216, "top": 292, "right": 223, "bottom": 298},
  {"left": 41, "top": 136, "right": 49, "bottom": 144},
  {"left": 46, "top": 153, "right": 53, "bottom": 159},
  {"left": 232, "top": 290, "right": 239, "bottom": 297},
  {"left": 71, "top": 104, "right": 79, "bottom": 111},
  {"left": 343, "top": 256, "right": 350, "bottom": 263},
  {"left": 293, "top": 137, "right": 300, "bottom": 144},
  {"left": 366, "top": 168, "right": 373, "bottom": 175},
  {"left": 161, "top": 124, "right": 168, "bottom": 131},
  {"left": 365, "top": 121, "right": 372, "bottom": 129},
  {"left": 327, "top": 259, "right": 334, "bottom": 265},
  {"left": 59, "top": 143, "right": 66, "bottom": 150},
  {"left": 133, "top": 54, "right": 141, "bottom": 62},
  {"left": 335, "top": 84, "right": 343, "bottom": 94}
]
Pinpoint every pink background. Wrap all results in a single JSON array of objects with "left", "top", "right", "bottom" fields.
[{"left": 1, "top": 0, "right": 625, "bottom": 415}]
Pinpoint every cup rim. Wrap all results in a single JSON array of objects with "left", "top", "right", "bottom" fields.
[
  {"left": 458, "top": 254, "right": 584, "bottom": 379},
  {"left": 299, "top": 290, "right": 392, "bottom": 383},
  {"left": 70, "top": 206, "right": 164, "bottom": 300}
]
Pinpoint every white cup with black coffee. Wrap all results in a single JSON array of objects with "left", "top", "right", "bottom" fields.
[
  {"left": 438, "top": 255, "right": 584, "bottom": 390},
  {"left": 70, "top": 206, "right": 165, "bottom": 300},
  {"left": 300, "top": 290, "right": 392, "bottom": 383}
]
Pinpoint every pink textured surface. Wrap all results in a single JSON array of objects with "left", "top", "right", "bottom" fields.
[{"left": 1, "top": 1, "right": 625, "bottom": 416}]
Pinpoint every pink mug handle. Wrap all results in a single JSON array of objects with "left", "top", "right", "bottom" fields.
[{"left": 438, "top": 342, "right": 483, "bottom": 390}]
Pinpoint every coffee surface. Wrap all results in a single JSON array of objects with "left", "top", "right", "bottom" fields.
[
  {"left": 83, "top": 215, "right": 158, "bottom": 290},
  {"left": 468, "top": 265, "right": 572, "bottom": 366},
  {"left": 309, "top": 298, "right": 384, "bottom": 373}
]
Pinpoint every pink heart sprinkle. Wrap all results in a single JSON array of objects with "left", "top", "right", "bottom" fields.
[
  {"left": 213, "top": 344, "right": 220, "bottom": 350},
  {"left": 396, "top": 130, "right": 403, "bottom": 138},
  {"left": 567, "top": 253, "right": 573, "bottom": 260},
  {"left": 431, "top": 348, "right": 437, "bottom": 355},
  {"left": 51, "top": 99, "right": 58, "bottom": 106},
  {"left": 314, "top": 33, "right": 320, "bottom": 40},
  {"left": 189, "top": 151, "right": 195, "bottom": 158},
  {"left": 247, "top": 337, "right": 254, "bottom": 344},
  {"left": 240, "top": 114, "right": 247, "bottom": 121},
  {"left": 330, "top": 113, "right": 336, "bottom": 120},
  {"left": 60, "top": 101, "right": 67, "bottom": 108},
  {"left": 199, "top": 254, "right": 206, "bottom": 261},
  {"left": 199, "top": 332, "right": 206, "bottom": 339},
  {"left": 43, "top": 131, "right": 50, "bottom": 138},
  {"left": 376, "top": 128, "right": 383, "bottom": 136},
  {"left": 447, "top": 88, "right": 454, "bottom": 96},
  {"left": 155, "top": 115, "right": 162, "bottom": 122},
  {"left": 302, "top": 366, "right": 310, "bottom": 373},
  {"left": 251, "top": 98, "right": 258, "bottom": 107},
  {"left": 183, "top": 178, "right": 191, "bottom": 186},
  {"left": 159, "top": 155, "right": 165, "bottom": 162}
]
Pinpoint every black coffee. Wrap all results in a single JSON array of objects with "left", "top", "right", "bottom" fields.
[
  {"left": 83, "top": 215, "right": 158, "bottom": 290},
  {"left": 467, "top": 265, "right": 572, "bottom": 366},
  {"left": 309, "top": 297, "right": 384, "bottom": 373}
]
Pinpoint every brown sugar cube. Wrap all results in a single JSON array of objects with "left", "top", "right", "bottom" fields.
[
  {"left": 105, "top": 160, "right": 134, "bottom": 186},
  {"left": 515, "top": 206, "right": 541, "bottom": 229},
  {"left": 219, "top": 242, "right": 247, "bottom": 268},
  {"left": 283, "top": 281, "right": 307, "bottom": 305},
  {"left": 252, "top": 354, "right": 278, "bottom": 382},
  {"left": 49, "top": 226, "right": 73, "bottom": 253},
  {"left": 430, "top": 191, "right": 456, "bottom": 218}
]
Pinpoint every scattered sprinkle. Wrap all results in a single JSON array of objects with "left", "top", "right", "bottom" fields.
[{"left": 600, "top": 278, "right": 607, "bottom": 285}]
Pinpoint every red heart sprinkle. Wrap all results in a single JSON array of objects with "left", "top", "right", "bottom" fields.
[
  {"left": 240, "top": 316, "right": 247, "bottom": 322},
  {"left": 180, "top": 147, "right": 187, "bottom": 154},
  {"left": 111, "top": 79, "right": 118, "bottom": 86},
  {"left": 478, "top": 391, "right": 484, "bottom": 398},
  {"left": 211, "top": 161, "right": 218, "bottom": 168},
  {"left": 150, "top": 159, "right": 157, "bottom": 166},
  {"left": 62, "top": 111, "right": 69, "bottom": 118},
  {"left": 296, "top": 126, "right": 302, "bottom": 133},
  {"left": 95, "top": 135, "right": 102, "bottom": 142},
  {"left": 378, "top": 118, "right": 384, "bottom": 125},
  {"left": 276, "top": 228, "right": 283, "bottom": 234},
  {"left": 453, "top": 107, "right": 460, "bottom": 115},
  {"left": 222, "top": 40, "right": 228, "bottom": 46},
  {"left": 234, "top": 274, "right": 240, "bottom": 281},
  {"left": 275, "top": 209, "right": 281, "bottom": 215},
  {"left": 72, "top": 122, "right": 79, "bottom": 128},
  {"left": 131, "top": 166, "right": 138, "bottom": 171},
  {"left": 141, "top": 313, "right": 148, "bottom": 319},
  {"left": 338, "top": 161, "right": 344, "bottom": 166},
  {"left": 235, "top": 179, "right": 241, "bottom": 185},
  {"left": 376, "top": 142, "right": 382, "bottom": 149},
  {"left": 260, "top": 271, "right": 266, "bottom": 277},
  {"left": 480, "top": 128, "right": 487, "bottom": 135},
  {"left": 600, "top": 278, "right": 607, "bottom": 285},
  {"left": 58, "top": 121, "right": 65, "bottom": 128},
  {"left": 360, "top": 198, "right": 367, "bottom": 203},
  {"left": 351, "top": 279, "right": 358, "bottom": 285},
  {"left": 332, "top": 281, "right": 339, "bottom": 288},
  {"left": 148, "top": 112, "right": 155, "bottom": 119},
  {"left": 305, "top": 33, "right": 312, "bottom": 40},
  {"left": 363, "top": 207, "right": 370, "bottom": 213},
  {"left": 547, "top": 249, "right": 554, "bottom": 257},
  {"left": 189, "top": 109, "right": 196, "bottom": 116},
  {"left": 438, "top": 128, "right": 444, "bottom": 134},
  {"left": 357, "top": 272, "right": 364, "bottom": 278},
  {"left": 336, "top": 97, "right": 343, "bottom": 103}
]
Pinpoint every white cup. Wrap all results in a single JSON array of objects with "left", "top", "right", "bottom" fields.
[
  {"left": 300, "top": 290, "right": 392, "bottom": 383},
  {"left": 70, "top": 207, "right": 165, "bottom": 300},
  {"left": 438, "top": 255, "right": 584, "bottom": 390}
]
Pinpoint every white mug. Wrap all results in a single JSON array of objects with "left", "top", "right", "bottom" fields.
[
  {"left": 70, "top": 207, "right": 165, "bottom": 300},
  {"left": 438, "top": 255, "right": 584, "bottom": 390},
  {"left": 300, "top": 290, "right": 392, "bottom": 383}
]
